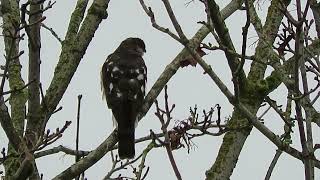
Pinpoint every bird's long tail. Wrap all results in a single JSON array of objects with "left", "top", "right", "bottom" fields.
[
  {"left": 115, "top": 100, "right": 135, "bottom": 159},
  {"left": 118, "top": 127, "right": 135, "bottom": 159}
]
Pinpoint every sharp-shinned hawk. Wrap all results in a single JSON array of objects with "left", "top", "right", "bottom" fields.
[{"left": 101, "top": 38, "right": 147, "bottom": 159}]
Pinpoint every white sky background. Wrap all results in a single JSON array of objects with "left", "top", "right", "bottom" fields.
[{"left": 0, "top": 0, "right": 320, "bottom": 179}]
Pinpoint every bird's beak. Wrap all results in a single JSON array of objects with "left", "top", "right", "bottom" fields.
[{"left": 137, "top": 47, "right": 146, "bottom": 55}]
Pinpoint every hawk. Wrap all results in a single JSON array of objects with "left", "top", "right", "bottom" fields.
[{"left": 101, "top": 38, "right": 147, "bottom": 159}]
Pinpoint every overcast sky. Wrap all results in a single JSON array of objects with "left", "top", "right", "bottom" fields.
[{"left": 0, "top": 0, "right": 319, "bottom": 179}]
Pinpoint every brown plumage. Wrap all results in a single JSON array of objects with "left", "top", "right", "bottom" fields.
[{"left": 101, "top": 38, "right": 147, "bottom": 159}]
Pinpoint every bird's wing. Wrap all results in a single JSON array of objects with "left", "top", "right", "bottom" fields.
[{"left": 101, "top": 53, "right": 121, "bottom": 108}]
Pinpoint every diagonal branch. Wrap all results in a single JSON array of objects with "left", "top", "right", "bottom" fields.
[
  {"left": 161, "top": 0, "right": 188, "bottom": 42},
  {"left": 206, "top": 0, "right": 247, "bottom": 102},
  {"left": 206, "top": 0, "right": 241, "bottom": 73},
  {"left": 140, "top": 0, "right": 244, "bottom": 117},
  {"left": 41, "top": 23, "right": 63, "bottom": 43},
  {"left": 247, "top": 0, "right": 291, "bottom": 81},
  {"left": 38, "top": 0, "right": 110, "bottom": 134},
  {"left": 138, "top": 0, "right": 182, "bottom": 43},
  {"left": 264, "top": 149, "right": 282, "bottom": 180},
  {"left": 0, "top": 96, "right": 22, "bottom": 152}
]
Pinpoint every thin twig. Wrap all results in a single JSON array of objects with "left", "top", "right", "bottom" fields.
[
  {"left": 138, "top": 0, "right": 182, "bottom": 43},
  {"left": 32, "top": 121, "right": 72, "bottom": 152},
  {"left": 103, "top": 151, "right": 144, "bottom": 180},
  {"left": 41, "top": 23, "right": 63, "bottom": 43},
  {"left": 265, "top": 96, "right": 292, "bottom": 126},
  {"left": 1, "top": 78, "right": 36, "bottom": 96},
  {"left": 292, "top": 0, "right": 314, "bottom": 178},
  {"left": 75, "top": 94, "right": 82, "bottom": 180},
  {"left": 155, "top": 86, "right": 182, "bottom": 180}
]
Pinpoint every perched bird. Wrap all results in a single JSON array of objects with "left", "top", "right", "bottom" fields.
[{"left": 101, "top": 38, "right": 147, "bottom": 159}]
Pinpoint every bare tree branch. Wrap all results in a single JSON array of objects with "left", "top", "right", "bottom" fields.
[
  {"left": 0, "top": 96, "right": 22, "bottom": 152},
  {"left": 155, "top": 86, "right": 182, "bottom": 180},
  {"left": 41, "top": 23, "right": 63, "bottom": 43},
  {"left": 264, "top": 149, "right": 282, "bottom": 180},
  {"left": 34, "top": 145, "right": 90, "bottom": 159},
  {"left": 38, "top": 0, "right": 109, "bottom": 135}
]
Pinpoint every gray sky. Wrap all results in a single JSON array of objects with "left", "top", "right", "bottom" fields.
[{"left": 1, "top": 0, "right": 319, "bottom": 179}]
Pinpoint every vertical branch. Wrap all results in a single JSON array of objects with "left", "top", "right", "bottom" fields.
[
  {"left": 1, "top": 0, "right": 27, "bottom": 137},
  {"left": 155, "top": 86, "right": 182, "bottom": 180},
  {"left": 0, "top": 31, "right": 18, "bottom": 95},
  {"left": 24, "top": 1, "right": 44, "bottom": 179},
  {"left": 0, "top": 97, "right": 22, "bottom": 152},
  {"left": 234, "top": 0, "right": 250, "bottom": 75},
  {"left": 26, "top": 0, "right": 43, "bottom": 145},
  {"left": 75, "top": 94, "right": 82, "bottom": 180},
  {"left": 293, "top": 0, "right": 314, "bottom": 179},
  {"left": 1, "top": 0, "right": 29, "bottom": 178},
  {"left": 233, "top": 0, "right": 251, "bottom": 101},
  {"left": 300, "top": 3, "right": 315, "bottom": 177}
]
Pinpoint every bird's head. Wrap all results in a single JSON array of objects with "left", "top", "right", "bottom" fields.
[{"left": 118, "top": 37, "right": 146, "bottom": 56}]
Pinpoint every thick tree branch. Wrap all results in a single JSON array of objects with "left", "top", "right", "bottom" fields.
[
  {"left": 207, "top": 0, "right": 242, "bottom": 74},
  {"left": 38, "top": 0, "right": 109, "bottom": 133},
  {"left": 247, "top": 0, "right": 291, "bottom": 81},
  {"left": 25, "top": 0, "right": 43, "bottom": 146},
  {"left": 1, "top": 0, "right": 27, "bottom": 138},
  {"left": 206, "top": 0, "right": 248, "bottom": 104},
  {"left": 52, "top": 131, "right": 117, "bottom": 179},
  {"left": 11, "top": 153, "right": 34, "bottom": 180},
  {"left": 65, "top": 0, "right": 89, "bottom": 41}
]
